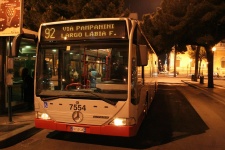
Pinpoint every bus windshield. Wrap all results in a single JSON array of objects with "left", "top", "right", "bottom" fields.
[{"left": 36, "top": 42, "right": 128, "bottom": 101}]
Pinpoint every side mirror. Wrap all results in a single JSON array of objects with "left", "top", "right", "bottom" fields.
[
  {"left": 137, "top": 45, "right": 148, "bottom": 66},
  {"left": 11, "top": 33, "right": 37, "bottom": 57}
]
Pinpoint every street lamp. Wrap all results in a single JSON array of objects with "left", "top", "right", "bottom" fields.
[
  {"left": 159, "top": 59, "right": 161, "bottom": 71},
  {"left": 187, "top": 64, "right": 189, "bottom": 77},
  {"left": 202, "top": 64, "right": 204, "bottom": 75},
  {"left": 212, "top": 47, "right": 216, "bottom": 75},
  {"left": 189, "top": 59, "right": 192, "bottom": 75}
]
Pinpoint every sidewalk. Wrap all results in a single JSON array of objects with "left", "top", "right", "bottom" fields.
[
  {"left": 0, "top": 76, "right": 225, "bottom": 145},
  {"left": 0, "top": 110, "right": 35, "bottom": 144},
  {"left": 156, "top": 75, "right": 225, "bottom": 103}
]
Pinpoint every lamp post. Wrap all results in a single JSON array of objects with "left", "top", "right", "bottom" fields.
[
  {"left": 187, "top": 64, "right": 188, "bottom": 77},
  {"left": 212, "top": 47, "right": 216, "bottom": 75},
  {"left": 189, "top": 59, "right": 192, "bottom": 75},
  {"left": 159, "top": 59, "right": 161, "bottom": 71},
  {"left": 202, "top": 64, "right": 204, "bottom": 75}
]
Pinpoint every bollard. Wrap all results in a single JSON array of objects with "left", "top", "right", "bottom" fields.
[
  {"left": 8, "top": 85, "right": 13, "bottom": 123},
  {"left": 191, "top": 75, "right": 195, "bottom": 81},
  {"left": 200, "top": 76, "right": 204, "bottom": 84}
]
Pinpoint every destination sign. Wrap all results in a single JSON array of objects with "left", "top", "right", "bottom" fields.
[{"left": 40, "top": 20, "right": 128, "bottom": 42}]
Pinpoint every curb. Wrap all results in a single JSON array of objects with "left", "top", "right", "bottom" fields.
[
  {"left": 0, "top": 123, "right": 34, "bottom": 142},
  {"left": 0, "top": 123, "right": 41, "bottom": 149},
  {"left": 181, "top": 80, "right": 225, "bottom": 105}
]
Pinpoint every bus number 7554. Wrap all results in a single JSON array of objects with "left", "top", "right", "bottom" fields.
[{"left": 69, "top": 104, "right": 86, "bottom": 111}]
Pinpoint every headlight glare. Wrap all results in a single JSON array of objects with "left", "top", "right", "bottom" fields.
[
  {"left": 110, "top": 117, "right": 136, "bottom": 126},
  {"left": 36, "top": 112, "right": 51, "bottom": 120}
]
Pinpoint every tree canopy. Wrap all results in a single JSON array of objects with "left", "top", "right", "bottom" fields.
[
  {"left": 142, "top": 0, "right": 225, "bottom": 54},
  {"left": 23, "top": 0, "right": 129, "bottom": 31},
  {"left": 23, "top": 0, "right": 225, "bottom": 88},
  {"left": 141, "top": 0, "right": 225, "bottom": 87}
]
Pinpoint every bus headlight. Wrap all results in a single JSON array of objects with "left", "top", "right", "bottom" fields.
[
  {"left": 109, "top": 117, "right": 136, "bottom": 126},
  {"left": 36, "top": 112, "right": 51, "bottom": 120}
]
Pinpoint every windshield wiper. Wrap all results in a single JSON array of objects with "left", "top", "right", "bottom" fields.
[
  {"left": 41, "top": 96, "right": 60, "bottom": 101},
  {"left": 84, "top": 91, "right": 117, "bottom": 106},
  {"left": 39, "top": 91, "right": 118, "bottom": 106},
  {"left": 40, "top": 95, "right": 71, "bottom": 101}
]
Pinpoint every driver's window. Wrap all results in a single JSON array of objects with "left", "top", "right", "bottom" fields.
[{"left": 44, "top": 49, "right": 59, "bottom": 89}]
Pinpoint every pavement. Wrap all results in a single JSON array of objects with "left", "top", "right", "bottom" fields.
[
  {"left": 0, "top": 75, "right": 225, "bottom": 146},
  {"left": 0, "top": 110, "right": 35, "bottom": 144}
]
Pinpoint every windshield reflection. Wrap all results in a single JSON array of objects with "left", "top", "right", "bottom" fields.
[{"left": 36, "top": 43, "right": 128, "bottom": 100}]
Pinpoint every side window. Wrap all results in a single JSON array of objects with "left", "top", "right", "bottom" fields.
[
  {"left": 221, "top": 57, "right": 225, "bottom": 68},
  {"left": 131, "top": 44, "right": 140, "bottom": 105}
]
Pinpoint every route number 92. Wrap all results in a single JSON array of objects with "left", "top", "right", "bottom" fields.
[
  {"left": 44, "top": 28, "right": 55, "bottom": 39},
  {"left": 69, "top": 104, "right": 86, "bottom": 111}
]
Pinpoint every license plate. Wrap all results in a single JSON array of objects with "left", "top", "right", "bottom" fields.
[{"left": 71, "top": 126, "right": 86, "bottom": 133}]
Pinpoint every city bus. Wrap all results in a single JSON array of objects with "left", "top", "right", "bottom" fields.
[{"left": 13, "top": 18, "right": 158, "bottom": 137}]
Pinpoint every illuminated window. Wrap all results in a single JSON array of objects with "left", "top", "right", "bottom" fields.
[
  {"left": 221, "top": 57, "right": 225, "bottom": 68},
  {"left": 176, "top": 60, "right": 180, "bottom": 67}
]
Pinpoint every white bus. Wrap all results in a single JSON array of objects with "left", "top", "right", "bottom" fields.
[{"left": 13, "top": 18, "right": 157, "bottom": 137}]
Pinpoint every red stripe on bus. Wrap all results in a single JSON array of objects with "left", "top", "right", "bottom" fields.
[{"left": 35, "top": 111, "right": 145, "bottom": 137}]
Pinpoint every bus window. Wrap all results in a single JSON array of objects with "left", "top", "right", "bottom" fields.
[{"left": 36, "top": 43, "right": 129, "bottom": 100}]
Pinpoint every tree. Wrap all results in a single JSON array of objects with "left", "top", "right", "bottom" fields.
[
  {"left": 141, "top": 0, "right": 189, "bottom": 77},
  {"left": 188, "top": 46, "right": 207, "bottom": 77},
  {"left": 23, "top": 0, "right": 129, "bottom": 31},
  {"left": 185, "top": 0, "right": 225, "bottom": 87}
]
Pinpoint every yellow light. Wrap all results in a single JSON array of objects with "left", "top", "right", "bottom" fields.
[
  {"left": 114, "top": 118, "right": 125, "bottom": 126},
  {"left": 110, "top": 117, "right": 136, "bottom": 126},
  {"left": 37, "top": 112, "right": 51, "bottom": 120},
  {"left": 41, "top": 113, "right": 50, "bottom": 120}
]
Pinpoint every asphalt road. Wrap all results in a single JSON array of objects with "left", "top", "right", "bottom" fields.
[{"left": 2, "top": 82, "right": 225, "bottom": 150}]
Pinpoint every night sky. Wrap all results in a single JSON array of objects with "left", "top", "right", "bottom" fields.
[{"left": 124, "top": 0, "right": 162, "bottom": 19}]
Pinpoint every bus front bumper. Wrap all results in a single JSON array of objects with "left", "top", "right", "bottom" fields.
[{"left": 35, "top": 118, "right": 138, "bottom": 137}]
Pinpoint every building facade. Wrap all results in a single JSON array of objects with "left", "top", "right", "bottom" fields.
[{"left": 168, "top": 42, "right": 225, "bottom": 77}]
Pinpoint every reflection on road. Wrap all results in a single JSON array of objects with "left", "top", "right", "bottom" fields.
[{"left": 46, "top": 83, "right": 208, "bottom": 149}]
